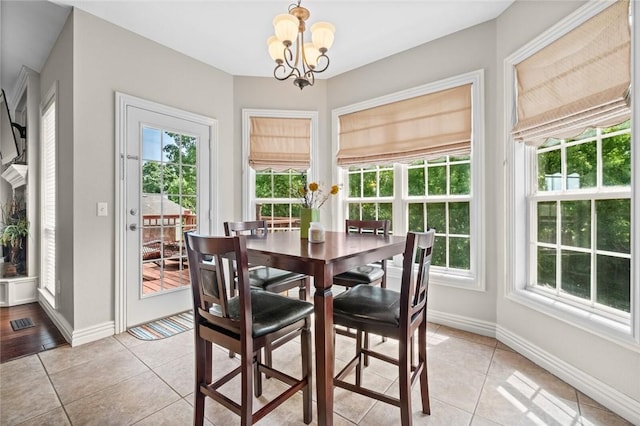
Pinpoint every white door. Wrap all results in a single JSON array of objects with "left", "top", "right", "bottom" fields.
[{"left": 124, "top": 105, "right": 211, "bottom": 327}]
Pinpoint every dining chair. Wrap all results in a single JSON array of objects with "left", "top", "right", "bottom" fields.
[
  {"left": 334, "top": 219, "right": 390, "bottom": 361},
  {"left": 333, "top": 229, "right": 435, "bottom": 426},
  {"left": 224, "top": 220, "right": 310, "bottom": 369},
  {"left": 333, "top": 219, "right": 390, "bottom": 289},
  {"left": 185, "top": 232, "right": 313, "bottom": 425},
  {"left": 224, "top": 220, "right": 309, "bottom": 301}
]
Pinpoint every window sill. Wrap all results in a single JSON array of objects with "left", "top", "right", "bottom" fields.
[{"left": 507, "top": 287, "right": 640, "bottom": 352}]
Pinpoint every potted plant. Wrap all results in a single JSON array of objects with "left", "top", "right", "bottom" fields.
[{"left": 1, "top": 197, "right": 29, "bottom": 276}]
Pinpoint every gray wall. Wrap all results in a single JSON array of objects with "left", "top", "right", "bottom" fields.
[
  {"left": 40, "top": 12, "right": 74, "bottom": 325},
  {"left": 328, "top": 20, "right": 498, "bottom": 324},
  {"left": 41, "top": 8, "right": 235, "bottom": 330}
]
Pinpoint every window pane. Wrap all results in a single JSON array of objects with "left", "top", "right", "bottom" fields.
[
  {"left": 379, "top": 169, "right": 394, "bottom": 196},
  {"left": 256, "top": 173, "right": 272, "bottom": 197},
  {"left": 537, "top": 201, "right": 556, "bottom": 244},
  {"left": 379, "top": 203, "right": 392, "bottom": 222},
  {"left": 561, "top": 250, "right": 590, "bottom": 300},
  {"left": 596, "top": 199, "right": 630, "bottom": 254},
  {"left": 273, "top": 174, "right": 290, "bottom": 198},
  {"left": 408, "top": 203, "right": 424, "bottom": 232},
  {"left": 449, "top": 202, "right": 469, "bottom": 234},
  {"left": 348, "top": 203, "right": 359, "bottom": 219},
  {"left": 427, "top": 165, "right": 446, "bottom": 195},
  {"left": 142, "top": 127, "right": 163, "bottom": 161},
  {"left": 182, "top": 166, "right": 196, "bottom": 196},
  {"left": 426, "top": 203, "right": 445, "bottom": 233},
  {"left": 538, "top": 149, "right": 561, "bottom": 191},
  {"left": 449, "top": 237, "right": 470, "bottom": 269},
  {"left": 362, "top": 203, "right": 376, "bottom": 220},
  {"left": 566, "top": 141, "right": 596, "bottom": 189},
  {"left": 363, "top": 171, "right": 376, "bottom": 197},
  {"left": 596, "top": 255, "right": 630, "bottom": 313},
  {"left": 602, "top": 120, "right": 630, "bottom": 134},
  {"left": 408, "top": 167, "right": 425, "bottom": 196},
  {"left": 537, "top": 246, "right": 556, "bottom": 289},
  {"left": 450, "top": 163, "right": 470, "bottom": 195},
  {"left": 432, "top": 236, "right": 446, "bottom": 267},
  {"left": 602, "top": 133, "right": 631, "bottom": 186},
  {"left": 180, "top": 136, "right": 197, "bottom": 166},
  {"left": 561, "top": 200, "right": 590, "bottom": 248},
  {"left": 348, "top": 172, "right": 361, "bottom": 197},
  {"left": 142, "top": 161, "right": 162, "bottom": 194},
  {"left": 272, "top": 203, "right": 290, "bottom": 217}
]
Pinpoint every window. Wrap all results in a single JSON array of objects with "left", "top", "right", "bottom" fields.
[
  {"left": 506, "top": 0, "right": 636, "bottom": 338},
  {"left": 242, "top": 109, "right": 319, "bottom": 230},
  {"left": 530, "top": 122, "right": 631, "bottom": 318},
  {"left": 335, "top": 71, "right": 484, "bottom": 289},
  {"left": 40, "top": 83, "right": 57, "bottom": 305}
]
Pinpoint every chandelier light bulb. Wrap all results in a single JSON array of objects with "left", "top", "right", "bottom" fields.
[
  {"left": 304, "top": 43, "right": 320, "bottom": 68},
  {"left": 273, "top": 13, "right": 298, "bottom": 44},
  {"left": 267, "top": 36, "right": 285, "bottom": 63},
  {"left": 311, "top": 22, "right": 335, "bottom": 51}
]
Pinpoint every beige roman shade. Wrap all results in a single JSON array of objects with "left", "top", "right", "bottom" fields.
[
  {"left": 512, "top": 0, "right": 631, "bottom": 146},
  {"left": 249, "top": 117, "right": 311, "bottom": 171},
  {"left": 337, "top": 84, "right": 472, "bottom": 167}
]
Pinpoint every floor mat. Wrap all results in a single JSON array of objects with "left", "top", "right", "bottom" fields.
[
  {"left": 127, "top": 311, "right": 193, "bottom": 340},
  {"left": 10, "top": 318, "right": 35, "bottom": 331}
]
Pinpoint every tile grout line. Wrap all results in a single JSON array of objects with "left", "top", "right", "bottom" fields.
[{"left": 37, "top": 352, "right": 74, "bottom": 426}]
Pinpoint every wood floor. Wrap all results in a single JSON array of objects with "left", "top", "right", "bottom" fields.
[{"left": 0, "top": 302, "right": 68, "bottom": 363}]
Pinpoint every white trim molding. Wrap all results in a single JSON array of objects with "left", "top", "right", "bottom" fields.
[{"left": 497, "top": 325, "right": 640, "bottom": 425}]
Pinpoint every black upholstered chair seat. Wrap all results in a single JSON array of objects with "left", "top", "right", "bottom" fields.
[
  {"left": 248, "top": 266, "right": 306, "bottom": 290},
  {"left": 333, "top": 264, "right": 384, "bottom": 286},
  {"left": 210, "top": 289, "right": 314, "bottom": 338},
  {"left": 334, "top": 284, "right": 400, "bottom": 328}
]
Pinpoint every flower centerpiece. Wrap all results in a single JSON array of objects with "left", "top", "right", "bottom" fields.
[{"left": 294, "top": 176, "right": 339, "bottom": 239}]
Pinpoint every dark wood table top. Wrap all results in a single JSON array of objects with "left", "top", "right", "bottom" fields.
[{"left": 244, "top": 230, "right": 406, "bottom": 286}]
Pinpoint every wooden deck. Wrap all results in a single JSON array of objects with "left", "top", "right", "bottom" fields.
[{"left": 142, "top": 259, "right": 190, "bottom": 294}]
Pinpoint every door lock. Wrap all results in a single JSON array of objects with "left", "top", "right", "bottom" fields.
[{"left": 129, "top": 224, "right": 138, "bottom": 231}]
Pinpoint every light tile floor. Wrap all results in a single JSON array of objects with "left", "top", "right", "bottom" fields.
[{"left": 0, "top": 322, "right": 634, "bottom": 425}]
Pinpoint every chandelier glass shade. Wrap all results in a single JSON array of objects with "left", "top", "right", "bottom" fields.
[{"left": 267, "top": 1, "right": 335, "bottom": 90}]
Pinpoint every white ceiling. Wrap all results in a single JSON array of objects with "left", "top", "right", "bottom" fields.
[{"left": 1, "top": 0, "right": 515, "bottom": 98}]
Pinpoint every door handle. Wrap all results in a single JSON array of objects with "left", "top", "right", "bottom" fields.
[{"left": 129, "top": 224, "right": 138, "bottom": 231}]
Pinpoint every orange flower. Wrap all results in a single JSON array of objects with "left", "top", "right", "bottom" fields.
[
  {"left": 308, "top": 182, "right": 319, "bottom": 192},
  {"left": 330, "top": 185, "right": 339, "bottom": 195}
]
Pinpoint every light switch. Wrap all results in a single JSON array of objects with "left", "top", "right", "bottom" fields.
[{"left": 97, "top": 202, "right": 108, "bottom": 217}]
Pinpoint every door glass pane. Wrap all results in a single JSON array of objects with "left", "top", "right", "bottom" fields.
[{"left": 141, "top": 128, "right": 196, "bottom": 296}]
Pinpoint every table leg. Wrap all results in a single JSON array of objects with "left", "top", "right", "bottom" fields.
[{"left": 314, "top": 268, "right": 334, "bottom": 426}]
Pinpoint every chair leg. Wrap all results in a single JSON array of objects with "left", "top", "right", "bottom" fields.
[
  {"left": 240, "top": 348, "right": 253, "bottom": 425},
  {"left": 399, "top": 341, "right": 413, "bottom": 426},
  {"left": 193, "top": 336, "right": 210, "bottom": 426},
  {"left": 302, "top": 318, "right": 312, "bottom": 424},
  {"left": 299, "top": 277, "right": 309, "bottom": 301},
  {"left": 418, "top": 321, "right": 431, "bottom": 415},
  {"left": 364, "top": 331, "right": 370, "bottom": 367},
  {"left": 356, "top": 330, "right": 364, "bottom": 387},
  {"left": 254, "top": 350, "right": 263, "bottom": 397}
]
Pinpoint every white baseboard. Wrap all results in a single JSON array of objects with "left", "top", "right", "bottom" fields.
[
  {"left": 428, "top": 309, "right": 496, "bottom": 338},
  {"left": 497, "top": 325, "right": 640, "bottom": 425},
  {"left": 38, "top": 293, "right": 73, "bottom": 344},
  {"left": 426, "top": 311, "right": 640, "bottom": 424},
  {"left": 70, "top": 321, "right": 115, "bottom": 346},
  {"left": 38, "top": 293, "right": 115, "bottom": 347}
]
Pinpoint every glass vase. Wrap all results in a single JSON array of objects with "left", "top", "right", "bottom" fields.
[{"left": 299, "top": 208, "right": 320, "bottom": 239}]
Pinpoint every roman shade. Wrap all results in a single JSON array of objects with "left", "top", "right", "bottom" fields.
[
  {"left": 249, "top": 116, "right": 311, "bottom": 171},
  {"left": 512, "top": 0, "right": 631, "bottom": 146},
  {"left": 336, "top": 84, "right": 472, "bottom": 167}
]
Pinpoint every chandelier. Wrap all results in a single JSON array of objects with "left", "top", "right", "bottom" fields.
[{"left": 267, "top": 1, "right": 335, "bottom": 90}]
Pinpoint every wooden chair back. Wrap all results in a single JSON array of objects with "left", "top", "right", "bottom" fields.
[
  {"left": 224, "top": 220, "right": 268, "bottom": 238},
  {"left": 345, "top": 219, "right": 390, "bottom": 236},
  {"left": 399, "top": 229, "right": 435, "bottom": 329}
]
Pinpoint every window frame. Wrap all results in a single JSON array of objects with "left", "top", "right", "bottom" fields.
[
  {"left": 40, "top": 81, "right": 58, "bottom": 308},
  {"left": 505, "top": 0, "right": 640, "bottom": 346},
  {"left": 242, "top": 109, "right": 319, "bottom": 222},
  {"left": 332, "top": 70, "right": 485, "bottom": 290}
]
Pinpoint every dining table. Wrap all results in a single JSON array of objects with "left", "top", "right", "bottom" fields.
[{"left": 244, "top": 230, "right": 407, "bottom": 426}]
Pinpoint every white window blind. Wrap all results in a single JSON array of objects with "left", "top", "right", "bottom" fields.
[{"left": 41, "top": 99, "right": 56, "bottom": 297}]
